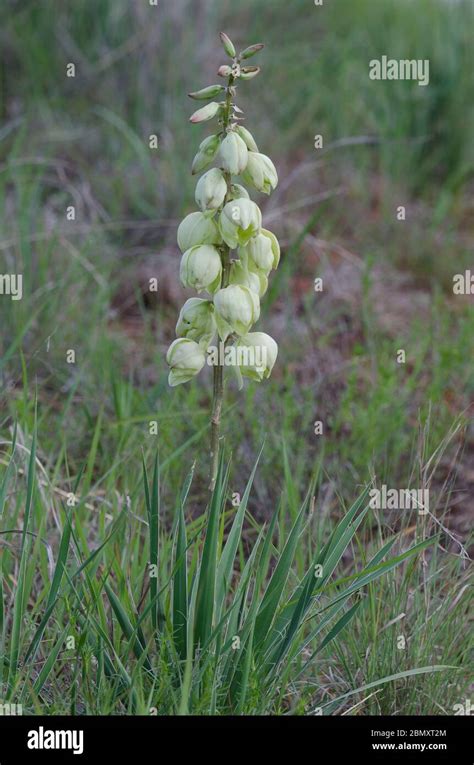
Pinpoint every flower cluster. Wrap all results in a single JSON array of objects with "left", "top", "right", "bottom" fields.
[{"left": 166, "top": 33, "right": 279, "bottom": 388}]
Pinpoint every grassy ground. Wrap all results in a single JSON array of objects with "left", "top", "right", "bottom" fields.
[{"left": 0, "top": 0, "right": 472, "bottom": 715}]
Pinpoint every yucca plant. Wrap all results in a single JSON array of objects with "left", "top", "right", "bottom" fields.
[
  {"left": 166, "top": 33, "right": 279, "bottom": 489},
  {"left": 154, "top": 34, "right": 450, "bottom": 713}
]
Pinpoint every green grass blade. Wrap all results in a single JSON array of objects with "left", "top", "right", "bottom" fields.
[
  {"left": 0, "top": 422, "right": 17, "bottom": 517},
  {"left": 316, "top": 665, "right": 458, "bottom": 715},
  {"left": 7, "top": 422, "right": 36, "bottom": 692},
  {"left": 33, "top": 624, "right": 69, "bottom": 696}
]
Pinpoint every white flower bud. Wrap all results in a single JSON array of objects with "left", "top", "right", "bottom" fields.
[
  {"left": 218, "top": 131, "right": 249, "bottom": 175},
  {"left": 191, "top": 134, "right": 220, "bottom": 175},
  {"left": 219, "top": 198, "right": 262, "bottom": 248},
  {"left": 195, "top": 168, "right": 227, "bottom": 215},
  {"left": 166, "top": 338, "right": 206, "bottom": 387},
  {"left": 241, "top": 152, "right": 278, "bottom": 195},
  {"left": 180, "top": 245, "right": 222, "bottom": 294},
  {"left": 234, "top": 125, "right": 259, "bottom": 152},
  {"left": 236, "top": 332, "right": 278, "bottom": 382},
  {"left": 214, "top": 285, "right": 260, "bottom": 338},
  {"left": 189, "top": 102, "right": 223, "bottom": 124},
  {"left": 244, "top": 228, "right": 280, "bottom": 271},
  {"left": 176, "top": 298, "right": 216, "bottom": 348},
  {"left": 177, "top": 212, "right": 221, "bottom": 252}
]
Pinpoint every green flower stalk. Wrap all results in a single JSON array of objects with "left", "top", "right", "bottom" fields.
[{"left": 166, "top": 32, "right": 280, "bottom": 489}]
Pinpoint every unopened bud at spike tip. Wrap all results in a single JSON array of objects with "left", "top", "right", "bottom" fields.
[
  {"left": 240, "top": 43, "right": 265, "bottom": 60},
  {"left": 217, "top": 65, "right": 232, "bottom": 78},
  {"left": 219, "top": 32, "right": 236, "bottom": 59},
  {"left": 188, "top": 84, "right": 225, "bottom": 101},
  {"left": 189, "top": 102, "right": 222, "bottom": 124},
  {"left": 240, "top": 67, "right": 261, "bottom": 81}
]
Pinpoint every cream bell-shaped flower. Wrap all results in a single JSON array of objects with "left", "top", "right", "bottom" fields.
[
  {"left": 219, "top": 198, "right": 262, "bottom": 249},
  {"left": 244, "top": 228, "right": 280, "bottom": 271},
  {"left": 236, "top": 332, "right": 278, "bottom": 382},
  {"left": 241, "top": 152, "right": 278, "bottom": 195},
  {"left": 180, "top": 245, "right": 222, "bottom": 294},
  {"left": 166, "top": 338, "right": 206, "bottom": 387},
  {"left": 218, "top": 131, "right": 249, "bottom": 175},
  {"left": 176, "top": 298, "right": 216, "bottom": 348},
  {"left": 214, "top": 284, "right": 260, "bottom": 339},
  {"left": 195, "top": 168, "right": 227, "bottom": 216},
  {"left": 177, "top": 212, "right": 222, "bottom": 253}
]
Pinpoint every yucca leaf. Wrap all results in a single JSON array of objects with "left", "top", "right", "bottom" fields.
[
  {"left": 143, "top": 452, "right": 163, "bottom": 633},
  {"left": 215, "top": 446, "right": 262, "bottom": 617},
  {"left": 302, "top": 599, "right": 363, "bottom": 673},
  {"left": 262, "top": 487, "right": 371, "bottom": 664},
  {"left": 321, "top": 535, "right": 438, "bottom": 611},
  {"left": 173, "top": 470, "right": 191, "bottom": 659},
  {"left": 254, "top": 483, "right": 314, "bottom": 649},
  {"left": 194, "top": 454, "right": 228, "bottom": 649},
  {"left": 104, "top": 581, "right": 153, "bottom": 673}
]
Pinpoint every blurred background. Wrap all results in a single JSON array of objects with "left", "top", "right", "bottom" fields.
[{"left": 0, "top": 0, "right": 473, "bottom": 529}]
